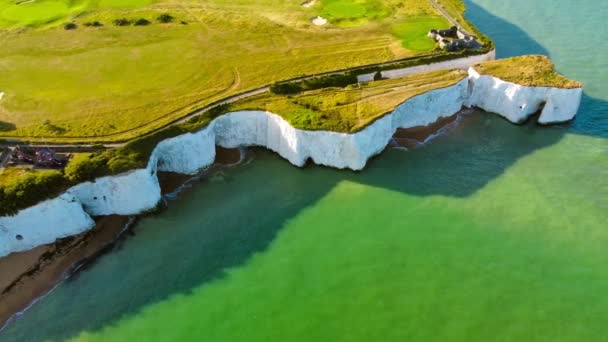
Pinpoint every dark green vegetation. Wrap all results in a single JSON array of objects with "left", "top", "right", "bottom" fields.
[
  {"left": 112, "top": 18, "right": 131, "bottom": 26},
  {"left": 270, "top": 74, "right": 359, "bottom": 95},
  {"left": 134, "top": 18, "right": 151, "bottom": 26},
  {"left": 0, "top": 168, "right": 66, "bottom": 216},
  {"left": 156, "top": 13, "right": 173, "bottom": 23},
  {"left": 475, "top": 55, "right": 582, "bottom": 88}
]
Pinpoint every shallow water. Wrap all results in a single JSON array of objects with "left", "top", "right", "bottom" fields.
[{"left": 1, "top": 0, "right": 607, "bottom": 340}]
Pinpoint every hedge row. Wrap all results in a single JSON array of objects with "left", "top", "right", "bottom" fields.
[{"left": 270, "top": 73, "right": 358, "bottom": 95}]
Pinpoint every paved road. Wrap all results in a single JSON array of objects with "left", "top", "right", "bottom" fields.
[{"left": 428, "top": 0, "right": 472, "bottom": 35}]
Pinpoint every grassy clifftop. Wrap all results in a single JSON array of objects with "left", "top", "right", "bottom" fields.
[
  {"left": 233, "top": 69, "right": 467, "bottom": 133},
  {"left": 474, "top": 55, "right": 582, "bottom": 89},
  {"left": 0, "top": 68, "right": 467, "bottom": 214}
]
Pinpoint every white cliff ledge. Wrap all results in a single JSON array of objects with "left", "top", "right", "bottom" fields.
[
  {"left": 466, "top": 68, "right": 582, "bottom": 124},
  {"left": 0, "top": 59, "right": 583, "bottom": 257}
]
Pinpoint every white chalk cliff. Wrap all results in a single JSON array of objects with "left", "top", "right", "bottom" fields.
[
  {"left": 0, "top": 64, "right": 583, "bottom": 257},
  {"left": 66, "top": 168, "right": 161, "bottom": 217},
  {"left": 466, "top": 68, "right": 582, "bottom": 124},
  {"left": 0, "top": 194, "right": 95, "bottom": 257}
]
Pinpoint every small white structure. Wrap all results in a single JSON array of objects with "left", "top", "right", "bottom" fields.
[{"left": 311, "top": 16, "right": 327, "bottom": 26}]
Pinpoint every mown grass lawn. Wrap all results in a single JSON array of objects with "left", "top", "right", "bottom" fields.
[{"left": 0, "top": 0, "right": 468, "bottom": 142}]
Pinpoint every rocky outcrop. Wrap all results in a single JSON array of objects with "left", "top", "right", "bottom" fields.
[
  {"left": 465, "top": 67, "right": 583, "bottom": 124},
  {"left": 0, "top": 194, "right": 95, "bottom": 257}
]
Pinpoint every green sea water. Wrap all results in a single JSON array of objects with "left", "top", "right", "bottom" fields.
[{"left": 1, "top": 0, "right": 607, "bottom": 341}]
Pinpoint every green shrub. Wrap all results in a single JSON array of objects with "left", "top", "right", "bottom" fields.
[
  {"left": 270, "top": 82, "right": 303, "bottom": 95},
  {"left": 134, "top": 18, "right": 151, "bottom": 26},
  {"left": 64, "top": 153, "right": 110, "bottom": 183},
  {"left": 64, "top": 22, "right": 77, "bottom": 30},
  {"left": 271, "top": 73, "right": 358, "bottom": 95},
  {"left": 157, "top": 13, "right": 174, "bottom": 23},
  {"left": 0, "top": 170, "right": 67, "bottom": 216},
  {"left": 301, "top": 73, "right": 358, "bottom": 90},
  {"left": 113, "top": 18, "right": 132, "bottom": 26},
  {"left": 84, "top": 21, "right": 103, "bottom": 27}
]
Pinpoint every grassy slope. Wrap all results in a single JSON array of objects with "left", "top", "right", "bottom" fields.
[
  {"left": 0, "top": 0, "right": 451, "bottom": 142},
  {"left": 233, "top": 69, "right": 466, "bottom": 133},
  {"left": 475, "top": 55, "right": 582, "bottom": 89}
]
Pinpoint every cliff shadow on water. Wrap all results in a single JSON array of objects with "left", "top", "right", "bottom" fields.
[{"left": 2, "top": 3, "right": 607, "bottom": 341}]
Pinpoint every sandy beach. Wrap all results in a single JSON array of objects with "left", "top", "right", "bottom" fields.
[
  {"left": 0, "top": 215, "right": 131, "bottom": 328},
  {"left": 391, "top": 113, "right": 460, "bottom": 149}
]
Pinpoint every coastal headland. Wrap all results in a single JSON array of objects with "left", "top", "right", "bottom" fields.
[{"left": 0, "top": 0, "right": 583, "bottom": 330}]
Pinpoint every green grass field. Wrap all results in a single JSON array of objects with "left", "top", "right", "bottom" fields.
[
  {"left": 0, "top": 0, "right": 157, "bottom": 28},
  {"left": 0, "top": 0, "right": 454, "bottom": 142}
]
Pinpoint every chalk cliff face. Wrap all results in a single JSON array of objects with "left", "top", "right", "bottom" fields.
[
  {"left": 0, "top": 194, "right": 95, "bottom": 257},
  {"left": 160, "top": 78, "right": 468, "bottom": 171},
  {"left": 66, "top": 167, "right": 161, "bottom": 217},
  {"left": 466, "top": 68, "right": 583, "bottom": 124},
  {"left": 153, "top": 129, "right": 216, "bottom": 175},
  {"left": 0, "top": 61, "right": 584, "bottom": 256}
]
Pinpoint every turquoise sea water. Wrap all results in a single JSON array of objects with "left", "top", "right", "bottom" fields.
[{"left": 1, "top": 0, "right": 607, "bottom": 340}]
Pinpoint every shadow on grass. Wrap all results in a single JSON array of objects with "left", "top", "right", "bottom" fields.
[{"left": 1, "top": 2, "right": 606, "bottom": 341}]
